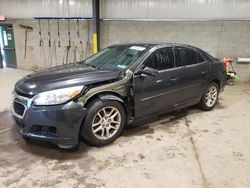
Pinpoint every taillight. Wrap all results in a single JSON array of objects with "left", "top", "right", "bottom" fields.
[{"left": 223, "top": 58, "right": 230, "bottom": 71}]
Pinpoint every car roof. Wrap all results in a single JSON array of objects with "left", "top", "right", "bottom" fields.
[
  {"left": 108, "top": 43, "right": 218, "bottom": 60},
  {"left": 109, "top": 43, "right": 159, "bottom": 48},
  {"left": 109, "top": 43, "right": 201, "bottom": 50}
]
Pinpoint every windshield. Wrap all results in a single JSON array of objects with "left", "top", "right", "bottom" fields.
[{"left": 83, "top": 45, "right": 148, "bottom": 70}]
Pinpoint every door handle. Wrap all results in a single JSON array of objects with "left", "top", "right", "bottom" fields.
[
  {"left": 169, "top": 77, "right": 178, "bottom": 83},
  {"left": 201, "top": 70, "right": 208, "bottom": 75},
  {"left": 3, "top": 47, "right": 15, "bottom": 51}
]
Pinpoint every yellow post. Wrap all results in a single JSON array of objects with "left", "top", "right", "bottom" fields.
[{"left": 92, "top": 33, "right": 98, "bottom": 54}]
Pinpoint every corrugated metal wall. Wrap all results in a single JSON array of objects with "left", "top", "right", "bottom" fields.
[
  {"left": 101, "top": 0, "right": 250, "bottom": 20},
  {"left": 1, "top": 0, "right": 250, "bottom": 20},
  {"left": 0, "top": 0, "right": 92, "bottom": 19}
]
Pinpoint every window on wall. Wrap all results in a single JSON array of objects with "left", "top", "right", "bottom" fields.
[
  {"left": 3, "top": 30, "right": 8, "bottom": 46},
  {"left": 143, "top": 47, "right": 174, "bottom": 70},
  {"left": 175, "top": 46, "right": 205, "bottom": 67}
]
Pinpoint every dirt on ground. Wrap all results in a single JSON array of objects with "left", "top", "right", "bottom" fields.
[{"left": 0, "top": 69, "right": 250, "bottom": 188}]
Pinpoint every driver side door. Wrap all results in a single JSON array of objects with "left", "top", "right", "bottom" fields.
[{"left": 133, "top": 46, "right": 181, "bottom": 118}]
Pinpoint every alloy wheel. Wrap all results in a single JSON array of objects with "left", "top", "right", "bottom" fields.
[
  {"left": 91, "top": 106, "right": 121, "bottom": 140},
  {"left": 205, "top": 85, "right": 218, "bottom": 107}
]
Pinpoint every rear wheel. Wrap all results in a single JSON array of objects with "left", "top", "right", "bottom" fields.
[
  {"left": 227, "top": 78, "right": 235, "bottom": 86},
  {"left": 81, "top": 98, "right": 126, "bottom": 146},
  {"left": 199, "top": 82, "right": 219, "bottom": 111}
]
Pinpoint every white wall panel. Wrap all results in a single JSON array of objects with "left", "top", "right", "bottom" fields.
[
  {"left": 101, "top": 0, "right": 250, "bottom": 20},
  {"left": 0, "top": 0, "right": 92, "bottom": 19},
  {"left": 1, "top": 0, "right": 250, "bottom": 20}
]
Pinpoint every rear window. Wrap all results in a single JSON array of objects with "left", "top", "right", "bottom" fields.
[
  {"left": 197, "top": 52, "right": 206, "bottom": 63},
  {"left": 199, "top": 49, "right": 217, "bottom": 62}
]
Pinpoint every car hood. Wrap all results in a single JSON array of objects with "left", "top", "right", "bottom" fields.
[{"left": 15, "top": 63, "right": 121, "bottom": 95}]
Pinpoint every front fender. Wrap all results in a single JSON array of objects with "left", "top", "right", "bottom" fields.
[
  {"left": 97, "top": 94, "right": 130, "bottom": 120},
  {"left": 97, "top": 94, "right": 125, "bottom": 104}
]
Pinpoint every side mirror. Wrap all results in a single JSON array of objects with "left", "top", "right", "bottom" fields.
[{"left": 136, "top": 66, "right": 158, "bottom": 76}]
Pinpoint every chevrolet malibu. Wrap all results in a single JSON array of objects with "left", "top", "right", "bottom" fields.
[{"left": 12, "top": 43, "right": 226, "bottom": 149}]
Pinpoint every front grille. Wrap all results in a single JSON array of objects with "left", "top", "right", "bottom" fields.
[
  {"left": 15, "top": 90, "right": 34, "bottom": 99},
  {"left": 30, "top": 125, "right": 58, "bottom": 136},
  {"left": 13, "top": 102, "right": 25, "bottom": 116}
]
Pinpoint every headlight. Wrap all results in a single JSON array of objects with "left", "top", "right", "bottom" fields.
[{"left": 33, "top": 86, "right": 84, "bottom": 105}]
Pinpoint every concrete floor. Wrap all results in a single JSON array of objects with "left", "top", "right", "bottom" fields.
[{"left": 0, "top": 68, "right": 250, "bottom": 188}]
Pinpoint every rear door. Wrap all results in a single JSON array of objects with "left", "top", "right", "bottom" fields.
[
  {"left": 174, "top": 46, "right": 210, "bottom": 103},
  {"left": 133, "top": 46, "right": 182, "bottom": 118}
]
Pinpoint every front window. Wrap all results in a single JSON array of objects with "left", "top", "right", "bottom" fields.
[
  {"left": 83, "top": 45, "right": 148, "bottom": 70},
  {"left": 143, "top": 47, "right": 175, "bottom": 70}
]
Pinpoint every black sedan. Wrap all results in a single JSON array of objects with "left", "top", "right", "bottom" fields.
[{"left": 12, "top": 43, "right": 226, "bottom": 149}]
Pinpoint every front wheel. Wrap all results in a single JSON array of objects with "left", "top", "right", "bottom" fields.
[
  {"left": 81, "top": 99, "right": 126, "bottom": 146},
  {"left": 199, "top": 82, "right": 219, "bottom": 111}
]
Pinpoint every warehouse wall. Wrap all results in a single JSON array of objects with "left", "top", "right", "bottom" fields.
[
  {"left": 6, "top": 19, "right": 250, "bottom": 81},
  {"left": 101, "top": 0, "right": 250, "bottom": 20},
  {"left": 9, "top": 19, "right": 92, "bottom": 70},
  {"left": 0, "top": 0, "right": 92, "bottom": 19},
  {"left": 100, "top": 20, "right": 250, "bottom": 81}
]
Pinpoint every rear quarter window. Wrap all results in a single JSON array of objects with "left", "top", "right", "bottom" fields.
[
  {"left": 175, "top": 46, "right": 206, "bottom": 67},
  {"left": 197, "top": 52, "right": 206, "bottom": 63}
]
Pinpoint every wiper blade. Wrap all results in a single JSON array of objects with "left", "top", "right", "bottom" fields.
[
  {"left": 77, "top": 61, "right": 97, "bottom": 68},
  {"left": 76, "top": 60, "right": 85, "bottom": 64},
  {"left": 79, "top": 62, "right": 109, "bottom": 70},
  {"left": 89, "top": 64, "right": 98, "bottom": 69}
]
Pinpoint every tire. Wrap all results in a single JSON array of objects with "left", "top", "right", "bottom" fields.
[
  {"left": 227, "top": 78, "right": 235, "bottom": 86},
  {"left": 199, "top": 82, "right": 219, "bottom": 111},
  {"left": 81, "top": 98, "right": 126, "bottom": 146}
]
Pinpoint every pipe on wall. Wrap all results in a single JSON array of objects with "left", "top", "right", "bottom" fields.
[
  {"left": 101, "top": 18, "right": 250, "bottom": 22},
  {"left": 92, "top": 0, "right": 100, "bottom": 53}
]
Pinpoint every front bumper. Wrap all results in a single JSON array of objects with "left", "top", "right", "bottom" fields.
[{"left": 12, "top": 94, "right": 87, "bottom": 148}]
